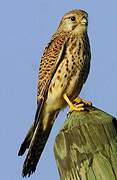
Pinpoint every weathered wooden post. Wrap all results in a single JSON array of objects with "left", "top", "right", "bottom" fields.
[{"left": 54, "top": 106, "right": 117, "bottom": 180}]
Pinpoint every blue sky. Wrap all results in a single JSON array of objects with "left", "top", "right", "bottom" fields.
[{"left": 0, "top": 0, "right": 117, "bottom": 180}]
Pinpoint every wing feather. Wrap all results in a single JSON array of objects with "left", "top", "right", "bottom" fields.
[
  {"left": 18, "top": 32, "right": 68, "bottom": 157},
  {"left": 34, "top": 32, "right": 68, "bottom": 126}
]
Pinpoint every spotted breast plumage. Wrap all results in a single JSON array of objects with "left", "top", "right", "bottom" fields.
[{"left": 18, "top": 9, "right": 91, "bottom": 177}]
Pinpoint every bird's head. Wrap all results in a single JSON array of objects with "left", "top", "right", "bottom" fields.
[{"left": 58, "top": 9, "right": 88, "bottom": 34}]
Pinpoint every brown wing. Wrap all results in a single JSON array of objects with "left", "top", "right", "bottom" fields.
[
  {"left": 37, "top": 32, "right": 68, "bottom": 98},
  {"left": 18, "top": 33, "right": 69, "bottom": 177},
  {"left": 18, "top": 32, "right": 68, "bottom": 157},
  {"left": 34, "top": 32, "right": 68, "bottom": 126}
]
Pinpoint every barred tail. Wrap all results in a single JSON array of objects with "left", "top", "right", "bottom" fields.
[{"left": 22, "top": 111, "right": 59, "bottom": 177}]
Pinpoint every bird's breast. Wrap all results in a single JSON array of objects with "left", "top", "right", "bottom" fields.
[{"left": 46, "top": 35, "right": 90, "bottom": 111}]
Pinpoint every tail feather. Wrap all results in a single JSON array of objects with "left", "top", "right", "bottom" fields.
[
  {"left": 22, "top": 111, "right": 59, "bottom": 177},
  {"left": 22, "top": 121, "right": 52, "bottom": 177},
  {"left": 18, "top": 98, "right": 44, "bottom": 156},
  {"left": 18, "top": 123, "right": 34, "bottom": 156}
]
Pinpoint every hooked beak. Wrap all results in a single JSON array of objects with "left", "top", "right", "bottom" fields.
[{"left": 81, "top": 18, "right": 88, "bottom": 26}]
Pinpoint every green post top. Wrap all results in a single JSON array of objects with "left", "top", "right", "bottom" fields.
[{"left": 54, "top": 106, "right": 117, "bottom": 180}]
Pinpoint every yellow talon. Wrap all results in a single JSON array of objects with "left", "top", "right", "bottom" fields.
[
  {"left": 63, "top": 94, "right": 92, "bottom": 112},
  {"left": 74, "top": 97, "right": 92, "bottom": 106},
  {"left": 70, "top": 103, "right": 85, "bottom": 112},
  {"left": 63, "top": 94, "right": 85, "bottom": 112}
]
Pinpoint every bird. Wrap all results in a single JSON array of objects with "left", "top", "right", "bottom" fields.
[{"left": 18, "top": 9, "right": 91, "bottom": 177}]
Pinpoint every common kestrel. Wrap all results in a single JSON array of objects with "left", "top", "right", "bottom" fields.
[{"left": 18, "top": 9, "right": 91, "bottom": 177}]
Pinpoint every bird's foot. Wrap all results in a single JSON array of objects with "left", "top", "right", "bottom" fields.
[
  {"left": 69, "top": 102, "right": 85, "bottom": 112},
  {"left": 63, "top": 94, "right": 92, "bottom": 113},
  {"left": 73, "top": 97, "right": 92, "bottom": 107}
]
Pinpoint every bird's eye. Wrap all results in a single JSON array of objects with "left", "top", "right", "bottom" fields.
[{"left": 70, "top": 16, "right": 76, "bottom": 21}]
